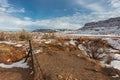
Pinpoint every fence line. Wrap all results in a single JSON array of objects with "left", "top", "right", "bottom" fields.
[
  {"left": 25, "top": 40, "right": 43, "bottom": 80},
  {"left": 33, "top": 54, "right": 43, "bottom": 80}
]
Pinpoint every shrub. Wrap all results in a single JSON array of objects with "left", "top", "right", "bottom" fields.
[
  {"left": 41, "top": 33, "right": 57, "bottom": 39},
  {"left": 19, "top": 29, "right": 32, "bottom": 41},
  {"left": 83, "top": 38, "right": 107, "bottom": 59},
  {"left": 0, "top": 31, "right": 6, "bottom": 41}
]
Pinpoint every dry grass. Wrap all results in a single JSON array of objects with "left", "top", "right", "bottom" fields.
[
  {"left": 41, "top": 33, "right": 58, "bottom": 39},
  {"left": 0, "top": 29, "right": 33, "bottom": 41}
]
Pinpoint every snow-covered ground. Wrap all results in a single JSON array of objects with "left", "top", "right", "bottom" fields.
[
  {"left": 55, "top": 33, "right": 120, "bottom": 40},
  {"left": 0, "top": 41, "right": 16, "bottom": 45},
  {"left": 68, "top": 38, "right": 120, "bottom": 70},
  {"left": 71, "top": 26, "right": 120, "bottom": 36},
  {"left": 55, "top": 26, "right": 120, "bottom": 37},
  {"left": 101, "top": 53, "right": 120, "bottom": 70},
  {"left": 44, "top": 39, "right": 55, "bottom": 44},
  {"left": 106, "top": 38, "right": 120, "bottom": 50},
  {"left": 111, "top": 60, "right": 120, "bottom": 70},
  {"left": 0, "top": 58, "right": 29, "bottom": 68},
  {"left": 69, "top": 39, "right": 78, "bottom": 46}
]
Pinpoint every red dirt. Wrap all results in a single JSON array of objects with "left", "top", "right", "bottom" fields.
[
  {"left": 0, "top": 38, "right": 120, "bottom": 80},
  {"left": 34, "top": 42, "right": 111, "bottom": 80},
  {"left": 0, "top": 43, "right": 34, "bottom": 80}
]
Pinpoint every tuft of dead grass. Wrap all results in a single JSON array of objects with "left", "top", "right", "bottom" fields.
[{"left": 0, "top": 29, "right": 33, "bottom": 41}]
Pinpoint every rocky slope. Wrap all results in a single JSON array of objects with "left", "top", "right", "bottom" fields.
[
  {"left": 83, "top": 17, "right": 120, "bottom": 29},
  {"left": 75, "top": 17, "right": 120, "bottom": 35}
]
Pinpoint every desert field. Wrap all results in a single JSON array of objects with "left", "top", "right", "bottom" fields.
[{"left": 0, "top": 30, "right": 120, "bottom": 80}]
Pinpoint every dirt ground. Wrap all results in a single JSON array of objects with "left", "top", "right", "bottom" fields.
[
  {"left": 0, "top": 43, "right": 34, "bottom": 80},
  {"left": 0, "top": 67, "right": 33, "bottom": 80},
  {"left": 0, "top": 38, "right": 120, "bottom": 80},
  {"left": 34, "top": 42, "right": 116, "bottom": 80}
]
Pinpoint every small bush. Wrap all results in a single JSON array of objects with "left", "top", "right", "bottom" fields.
[
  {"left": 41, "top": 33, "right": 57, "bottom": 39},
  {"left": 19, "top": 29, "right": 32, "bottom": 41},
  {"left": 0, "top": 31, "right": 6, "bottom": 41},
  {"left": 82, "top": 38, "right": 107, "bottom": 59}
]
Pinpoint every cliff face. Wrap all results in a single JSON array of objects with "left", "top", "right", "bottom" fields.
[{"left": 83, "top": 17, "right": 120, "bottom": 29}]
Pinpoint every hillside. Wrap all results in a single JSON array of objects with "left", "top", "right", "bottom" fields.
[
  {"left": 83, "top": 17, "right": 120, "bottom": 29},
  {"left": 74, "top": 17, "right": 120, "bottom": 35}
]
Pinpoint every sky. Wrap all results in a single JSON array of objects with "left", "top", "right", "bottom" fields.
[{"left": 0, "top": 0, "right": 120, "bottom": 31}]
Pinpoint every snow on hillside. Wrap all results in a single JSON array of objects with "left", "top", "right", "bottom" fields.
[
  {"left": 77, "top": 17, "right": 120, "bottom": 35},
  {"left": 74, "top": 26, "right": 120, "bottom": 36}
]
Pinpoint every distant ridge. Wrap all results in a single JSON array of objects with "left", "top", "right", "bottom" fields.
[
  {"left": 74, "top": 17, "right": 120, "bottom": 35},
  {"left": 32, "top": 29, "right": 72, "bottom": 33},
  {"left": 32, "top": 29, "right": 56, "bottom": 33},
  {"left": 82, "top": 17, "right": 120, "bottom": 29}
]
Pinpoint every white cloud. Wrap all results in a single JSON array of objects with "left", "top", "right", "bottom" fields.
[
  {"left": 0, "top": 14, "right": 36, "bottom": 31},
  {"left": 24, "top": 17, "right": 31, "bottom": 21},
  {"left": 0, "top": 0, "right": 82, "bottom": 31},
  {"left": 0, "top": 0, "right": 9, "bottom": 8},
  {"left": 72, "top": 0, "right": 120, "bottom": 23},
  {"left": 34, "top": 18, "right": 82, "bottom": 29},
  {"left": 0, "top": 7, "right": 6, "bottom": 12},
  {"left": 0, "top": 13, "right": 82, "bottom": 31},
  {"left": 0, "top": 0, "right": 80, "bottom": 31},
  {"left": 110, "top": 0, "right": 120, "bottom": 8},
  {"left": 75, "top": 0, "right": 105, "bottom": 12},
  {"left": 0, "top": 0, "right": 25, "bottom": 13},
  {"left": 0, "top": 0, "right": 28, "bottom": 31},
  {"left": 7, "top": 7, "right": 25, "bottom": 13}
]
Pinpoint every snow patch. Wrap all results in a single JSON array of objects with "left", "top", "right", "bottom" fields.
[
  {"left": 0, "top": 41, "right": 16, "bottom": 45},
  {"left": 101, "top": 53, "right": 120, "bottom": 70},
  {"left": 107, "top": 39, "right": 120, "bottom": 50},
  {"left": 15, "top": 44, "right": 23, "bottom": 47},
  {"left": 69, "top": 39, "right": 77, "bottom": 46},
  {"left": 109, "top": 48, "right": 119, "bottom": 53},
  {"left": 112, "top": 74, "right": 119, "bottom": 78},
  {"left": 98, "top": 53, "right": 107, "bottom": 58},
  {"left": 100, "top": 61, "right": 112, "bottom": 68},
  {"left": 78, "top": 44, "right": 88, "bottom": 56},
  {"left": 0, "top": 59, "right": 29, "bottom": 68},
  {"left": 112, "top": 54, "right": 120, "bottom": 60},
  {"left": 111, "top": 60, "right": 120, "bottom": 70},
  {"left": 34, "top": 48, "right": 43, "bottom": 54},
  {"left": 45, "top": 39, "right": 55, "bottom": 44}
]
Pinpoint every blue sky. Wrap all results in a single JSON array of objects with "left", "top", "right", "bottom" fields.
[{"left": 0, "top": 0, "right": 120, "bottom": 31}]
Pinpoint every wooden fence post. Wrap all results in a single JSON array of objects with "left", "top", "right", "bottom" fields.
[{"left": 24, "top": 40, "right": 43, "bottom": 80}]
